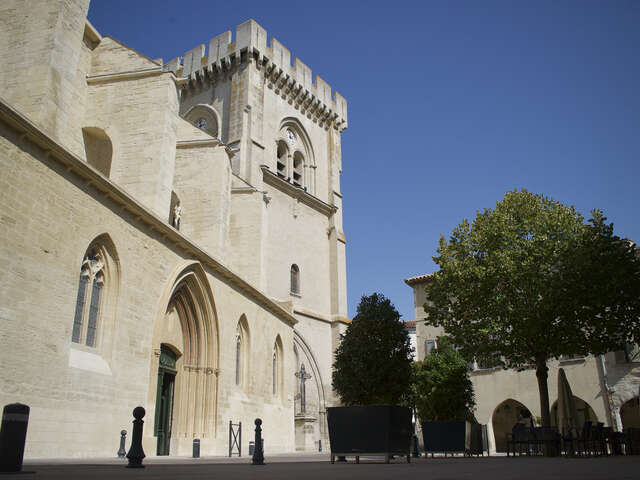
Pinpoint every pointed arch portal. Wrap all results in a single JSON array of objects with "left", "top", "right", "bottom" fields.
[{"left": 149, "top": 262, "right": 219, "bottom": 456}]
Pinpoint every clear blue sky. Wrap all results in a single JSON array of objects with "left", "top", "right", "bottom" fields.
[{"left": 88, "top": 0, "right": 640, "bottom": 321}]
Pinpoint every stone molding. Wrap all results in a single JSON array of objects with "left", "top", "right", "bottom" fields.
[
  {"left": 0, "top": 97, "right": 297, "bottom": 328},
  {"left": 86, "top": 66, "right": 165, "bottom": 84},
  {"left": 261, "top": 165, "right": 337, "bottom": 217}
]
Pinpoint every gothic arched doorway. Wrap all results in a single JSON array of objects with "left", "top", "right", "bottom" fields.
[{"left": 149, "top": 263, "right": 219, "bottom": 456}]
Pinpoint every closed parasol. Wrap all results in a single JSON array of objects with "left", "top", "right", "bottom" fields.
[{"left": 557, "top": 368, "right": 579, "bottom": 437}]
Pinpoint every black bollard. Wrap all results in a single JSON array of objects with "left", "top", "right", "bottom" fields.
[
  {"left": 193, "top": 438, "right": 200, "bottom": 458},
  {"left": 318, "top": 439, "right": 322, "bottom": 452},
  {"left": 117, "top": 430, "right": 127, "bottom": 458},
  {"left": 251, "top": 418, "right": 264, "bottom": 465},
  {"left": 126, "top": 407, "right": 146, "bottom": 468},
  {"left": 0, "top": 403, "right": 30, "bottom": 473}
]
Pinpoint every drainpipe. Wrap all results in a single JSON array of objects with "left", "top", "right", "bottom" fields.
[{"left": 598, "top": 354, "right": 620, "bottom": 431}]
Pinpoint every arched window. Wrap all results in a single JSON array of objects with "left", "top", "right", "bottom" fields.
[
  {"left": 290, "top": 264, "right": 300, "bottom": 295},
  {"left": 235, "top": 333, "right": 242, "bottom": 385},
  {"left": 183, "top": 105, "right": 220, "bottom": 138},
  {"left": 235, "top": 315, "right": 250, "bottom": 388},
  {"left": 273, "top": 336, "right": 283, "bottom": 397},
  {"left": 72, "top": 246, "right": 107, "bottom": 347},
  {"left": 277, "top": 120, "right": 316, "bottom": 194},
  {"left": 272, "top": 350, "right": 277, "bottom": 395},
  {"left": 82, "top": 127, "right": 113, "bottom": 177},
  {"left": 276, "top": 140, "right": 289, "bottom": 179},
  {"left": 292, "top": 151, "right": 304, "bottom": 187}
]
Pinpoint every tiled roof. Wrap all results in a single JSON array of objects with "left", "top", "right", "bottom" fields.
[
  {"left": 404, "top": 320, "right": 416, "bottom": 329},
  {"left": 404, "top": 273, "right": 435, "bottom": 286}
]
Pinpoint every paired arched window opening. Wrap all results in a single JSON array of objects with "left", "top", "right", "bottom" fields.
[
  {"left": 290, "top": 264, "right": 300, "bottom": 295},
  {"left": 71, "top": 238, "right": 118, "bottom": 348},
  {"left": 235, "top": 316, "right": 250, "bottom": 388},
  {"left": 275, "top": 120, "right": 316, "bottom": 194}
]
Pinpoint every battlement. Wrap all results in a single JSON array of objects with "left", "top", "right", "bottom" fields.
[{"left": 164, "top": 20, "right": 348, "bottom": 130}]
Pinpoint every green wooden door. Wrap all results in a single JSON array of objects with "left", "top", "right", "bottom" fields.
[{"left": 155, "top": 345, "right": 177, "bottom": 456}]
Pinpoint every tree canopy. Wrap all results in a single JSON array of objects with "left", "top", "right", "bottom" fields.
[
  {"left": 424, "top": 189, "right": 640, "bottom": 426},
  {"left": 409, "top": 338, "right": 476, "bottom": 422},
  {"left": 332, "top": 293, "right": 413, "bottom": 406}
]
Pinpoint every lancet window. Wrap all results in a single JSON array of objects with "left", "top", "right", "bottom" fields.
[
  {"left": 290, "top": 264, "right": 300, "bottom": 295},
  {"left": 72, "top": 247, "right": 106, "bottom": 347},
  {"left": 272, "top": 337, "right": 283, "bottom": 397}
]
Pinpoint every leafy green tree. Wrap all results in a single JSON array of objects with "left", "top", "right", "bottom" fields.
[
  {"left": 332, "top": 293, "right": 413, "bottom": 405},
  {"left": 410, "top": 338, "right": 476, "bottom": 422},
  {"left": 424, "top": 189, "right": 640, "bottom": 428}
]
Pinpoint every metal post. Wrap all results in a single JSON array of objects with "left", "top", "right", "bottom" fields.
[
  {"left": 239, "top": 422, "right": 242, "bottom": 457},
  {"left": 126, "top": 407, "right": 146, "bottom": 468},
  {"left": 117, "top": 430, "right": 127, "bottom": 458},
  {"left": 252, "top": 418, "right": 264, "bottom": 465},
  {"left": 229, "top": 420, "right": 232, "bottom": 457},
  {"left": 0, "top": 403, "right": 30, "bottom": 473}
]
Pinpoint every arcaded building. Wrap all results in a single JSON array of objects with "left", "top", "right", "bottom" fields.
[
  {"left": 405, "top": 274, "right": 640, "bottom": 453},
  {"left": 0, "top": 0, "right": 350, "bottom": 457}
]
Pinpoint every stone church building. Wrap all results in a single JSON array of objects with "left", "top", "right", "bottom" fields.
[{"left": 0, "top": 0, "right": 349, "bottom": 457}]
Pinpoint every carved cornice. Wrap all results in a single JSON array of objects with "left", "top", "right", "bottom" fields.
[
  {"left": 0, "top": 97, "right": 297, "bottom": 328},
  {"left": 261, "top": 166, "right": 337, "bottom": 217},
  {"left": 176, "top": 138, "right": 238, "bottom": 157},
  {"left": 86, "top": 67, "right": 165, "bottom": 84}
]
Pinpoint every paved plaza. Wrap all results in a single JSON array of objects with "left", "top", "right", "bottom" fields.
[{"left": 6, "top": 453, "right": 638, "bottom": 480}]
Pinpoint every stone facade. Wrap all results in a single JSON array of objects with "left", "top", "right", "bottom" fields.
[
  {"left": 405, "top": 274, "right": 640, "bottom": 453},
  {"left": 0, "top": 0, "right": 349, "bottom": 458}
]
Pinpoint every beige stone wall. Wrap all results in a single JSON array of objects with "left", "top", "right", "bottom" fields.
[
  {"left": 0, "top": 0, "right": 91, "bottom": 158},
  {"left": 85, "top": 43, "right": 178, "bottom": 218},
  {"left": 411, "top": 281, "right": 444, "bottom": 360},
  {"left": 174, "top": 126, "right": 232, "bottom": 261},
  {"left": 89, "top": 37, "right": 160, "bottom": 76},
  {"left": 0, "top": 3, "right": 351, "bottom": 457},
  {"left": 0, "top": 122, "right": 296, "bottom": 457},
  {"left": 264, "top": 187, "right": 332, "bottom": 316}
]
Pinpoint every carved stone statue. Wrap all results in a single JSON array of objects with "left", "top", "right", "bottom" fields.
[{"left": 172, "top": 203, "right": 182, "bottom": 229}]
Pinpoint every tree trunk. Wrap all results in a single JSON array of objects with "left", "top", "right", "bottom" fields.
[
  {"left": 535, "top": 355, "right": 551, "bottom": 428},
  {"left": 535, "top": 354, "right": 556, "bottom": 456}
]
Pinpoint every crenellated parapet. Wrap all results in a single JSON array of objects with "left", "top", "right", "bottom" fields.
[{"left": 164, "top": 19, "right": 348, "bottom": 131}]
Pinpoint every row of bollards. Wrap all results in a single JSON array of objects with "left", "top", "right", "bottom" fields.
[{"left": 0, "top": 402, "right": 269, "bottom": 472}]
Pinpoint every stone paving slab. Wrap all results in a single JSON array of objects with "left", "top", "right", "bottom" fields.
[{"left": 5, "top": 455, "right": 639, "bottom": 480}]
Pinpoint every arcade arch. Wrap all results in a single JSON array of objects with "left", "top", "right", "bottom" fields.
[{"left": 491, "top": 399, "right": 533, "bottom": 453}]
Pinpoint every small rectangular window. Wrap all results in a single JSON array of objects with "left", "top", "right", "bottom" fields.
[{"left": 425, "top": 339, "right": 436, "bottom": 357}]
